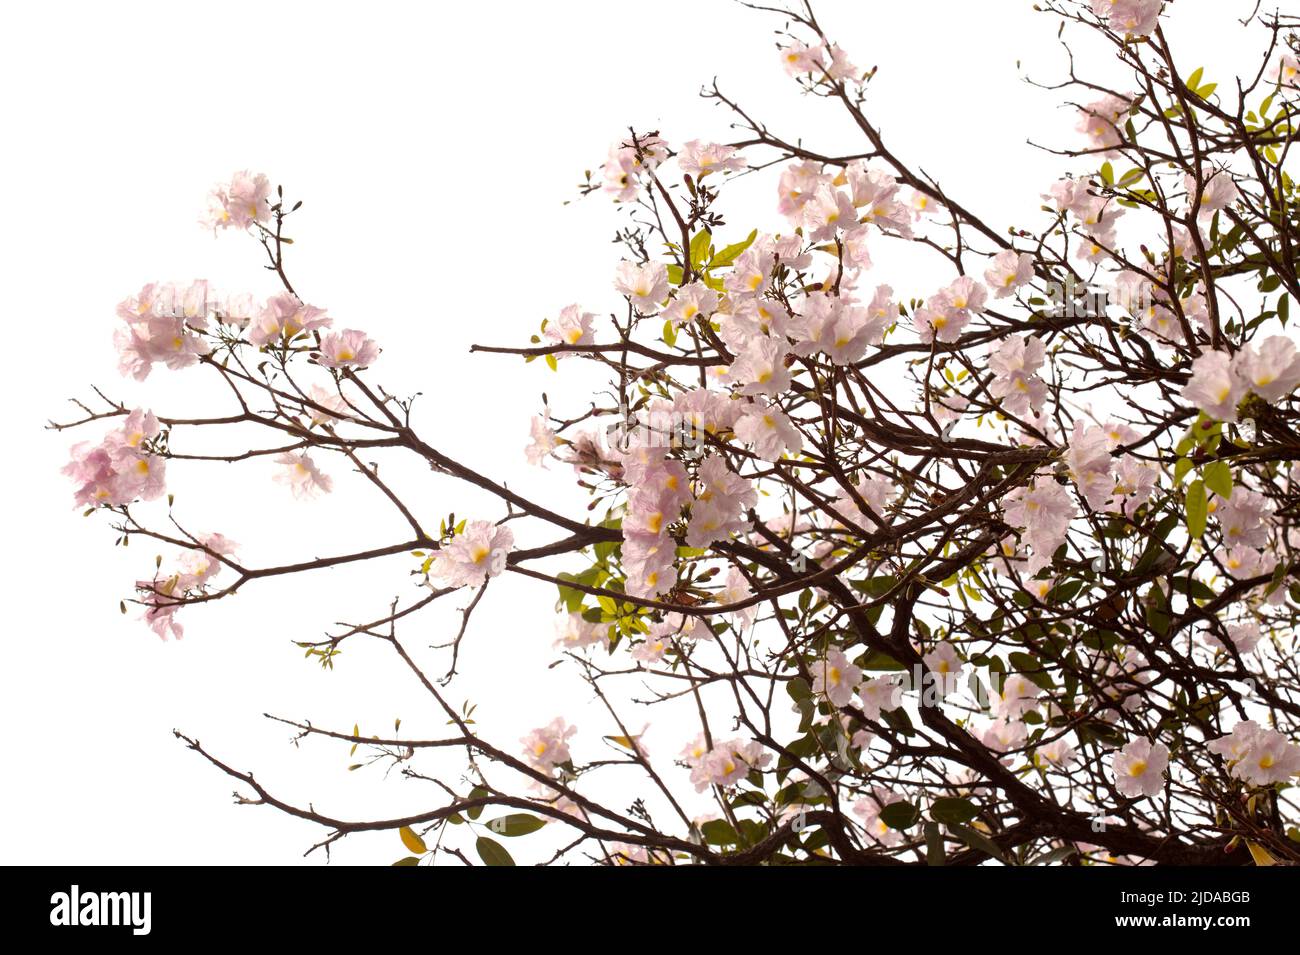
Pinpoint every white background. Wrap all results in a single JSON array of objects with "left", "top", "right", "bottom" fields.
[{"left": 0, "top": 0, "right": 1267, "bottom": 864}]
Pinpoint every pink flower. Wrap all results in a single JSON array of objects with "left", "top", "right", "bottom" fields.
[
  {"left": 202, "top": 170, "right": 272, "bottom": 232},
  {"left": 676, "top": 140, "right": 746, "bottom": 179},
  {"left": 1216, "top": 543, "right": 1273, "bottom": 580},
  {"left": 525, "top": 415, "right": 558, "bottom": 466},
  {"left": 430, "top": 520, "right": 514, "bottom": 588},
  {"left": 661, "top": 282, "right": 719, "bottom": 328},
  {"left": 777, "top": 160, "right": 831, "bottom": 224},
  {"left": 923, "top": 642, "right": 963, "bottom": 698},
  {"left": 273, "top": 452, "right": 333, "bottom": 500},
  {"left": 779, "top": 41, "right": 826, "bottom": 77},
  {"left": 613, "top": 261, "right": 670, "bottom": 315},
  {"left": 981, "top": 718, "right": 1028, "bottom": 754},
  {"left": 1181, "top": 349, "right": 1245, "bottom": 422},
  {"left": 681, "top": 736, "right": 771, "bottom": 792},
  {"left": 623, "top": 531, "right": 677, "bottom": 598},
  {"left": 1002, "top": 477, "right": 1076, "bottom": 575},
  {"left": 1234, "top": 335, "right": 1300, "bottom": 402},
  {"left": 686, "top": 454, "right": 756, "bottom": 547},
  {"left": 802, "top": 184, "right": 858, "bottom": 242},
  {"left": 1109, "top": 455, "right": 1157, "bottom": 516},
  {"left": 730, "top": 336, "right": 792, "bottom": 397},
  {"left": 1215, "top": 487, "right": 1274, "bottom": 549},
  {"left": 318, "top": 329, "right": 379, "bottom": 369},
  {"left": 1269, "top": 54, "right": 1300, "bottom": 88},
  {"left": 789, "top": 292, "right": 885, "bottom": 364},
  {"left": 858, "top": 675, "right": 903, "bottom": 720},
  {"left": 718, "top": 567, "right": 757, "bottom": 631},
  {"left": 734, "top": 398, "right": 802, "bottom": 462},
  {"left": 543, "top": 304, "right": 597, "bottom": 349},
  {"left": 993, "top": 673, "right": 1041, "bottom": 720},
  {"left": 1036, "top": 736, "right": 1078, "bottom": 768},
  {"left": 63, "top": 409, "right": 167, "bottom": 507},
  {"left": 913, "top": 304, "right": 968, "bottom": 344},
  {"left": 984, "top": 250, "right": 1036, "bottom": 297},
  {"left": 521, "top": 717, "right": 576, "bottom": 771},
  {"left": 1210, "top": 723, "right": 1300, "bottom": 786},
  {"left": 302, "top": 384, "right": 350, "bottom": 428},
  {"left": 846, "top": 163, "right": 913, "bottom": 237},
  {"left": 812, "top": 648, "right": 863, "bottom": 707},
  {"left": 1201, "top": 621, "right": 1263, "bottom": 655},
  {"left": 554, "top": 613, "right": 607, "bottom": 651},
  {"left": 602, "top": 133, "right": 667, "bottom": 202},
  {"left": 988, "top": 335, "right": 1047, "bottom": 416},
  {"left": 249, "top": 293, "right": 332, "bottom": 346},
  {"left": 852, "top": 788, "right": 905, "bottom": 846},
  {"left": 114, "top": 282, "right": 212, "bottom": 380},
  {"left": 1094, "top": 0, "right": 1162, "bottom": 37},
  {"left": 831, "top": 474, "right": 896, "bottom": 531},
  {"left": 1186, "top": 168, "right": 1240, "bottom": 217},
  {"left": 1066, "top": 421, "right": 1115, "bottom": 510},
  {"left": 825, "top": 43, "right": 859, "bottom": 82},
  {"left": 724, "top": 246, "right": 775, "bottom": 298},
  {"left": 1076, "top": 93, "right": 1131, "bottom": 154},
  {"left": 1112, "top": 738, "right": 1169, "bottom": 798}
]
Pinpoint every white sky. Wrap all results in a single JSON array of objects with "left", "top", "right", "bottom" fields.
[{"left": 0, "top": 0, "right": 1270, "bottom": 864}]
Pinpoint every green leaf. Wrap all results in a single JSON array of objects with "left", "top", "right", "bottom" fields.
[
  {"left": 701, "top": 819, "right": 739, "bottom": 846},
  {"left": 1186, "top": 479, "right": 1208, "bottom": 538},
  {"left": 689, "top": 229, "right": 712, "bottom": 271},
  {"left": 475, "top": 836, "right": 516, "bottom": 866},
  {"left": 484, "top": 814, "right": 546, "bottom": 837},
  {"left": 1186, "top": 67, "right": 1204, "bottom": 90},
  {"left": 399, "top": 825, "right": 427, "bottom": 855},
  {"left": 467, "top": 786, "right": 489, "bottom": 820},
  {"left": 879, "top": 801, "right": 920, "bottom": 831},
  {"left": 949, "top": 823, "right": 1009, "bottom": 863},
  {"left": 1100, "top": 161, "right": 1114, "bottom": 185},
  {"left": 924, "top": 821, "right": 946, "bottom": 866},
  {"left": 930, "top": 797, "right": 979, "bottom": 826},
  {"left": 1203, "top": 460, "right": 1232, "bottom": 500},
  {"left": 707, "top": 229, "right": 758, "bottom": 269},
  {"left": 392, "top": 856, "right": 421, "bottom": 867}
]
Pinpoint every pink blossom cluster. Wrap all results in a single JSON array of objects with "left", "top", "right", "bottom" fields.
[
  {"left": 1270, "top": 54, "right": 1300, "bottom": 88},
  {"left": 601, "top": 133, "right": 667, "bottom": 202},
  {"left": 1049, "top": 177, "right": 1123, "bottom": 264},
  {"left": 201, "top": 170, "right": 272, "bottom": 232},
  {"left": 1208, "top": 721, "right": 1300, "bottom": 786},
  {"left": 554, "top": 612, "right": 608, "bottom": 651},
  {"left": 1089, "top": 0, "right": 1163, "bottom": 38},
  {"left": 521, "top": 717, "right": 577, "bottom": 772},
  {"left": 430, "top": 520, "right": 514, "bottom": 589},
  {"left": 114, "top": 281, "right": 213, "bottom": 380},
  {"left": 1065, "top": 419, "right": 1157, "bottom": 516},
  {"left": 137, "top": 533, "right": 238, "bottom": 640},
  {"left": 1182, "top": 338, "right": 1300, "bottom": 421},
  {"left": 988, "top": 335, "right": 1048, "bottom": 417},
  {"left": 777, "top": 40, "right": 858, "bottom": 83},
  {"left": 679, "top": 735, "right": 771, "bottom": 792},
  {"left": 983, "top": 249, "right": 1036, "bottom": 298},
  {"left": 1000, "top": 477, "right": 1077, "bottom": 575},
  {"left": 63, "top": 409, "right": 167, "bottom": 507},
  {"left": 1076, "top": 92, "right": 1132, "bottom": 155},
  {"left": 913, "top": 276, "right": 987, "bottom": 344}
]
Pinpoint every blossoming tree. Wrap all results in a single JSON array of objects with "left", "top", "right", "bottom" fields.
[{"left": 55, "top": 0, "right": 1300, "bottom": 865}]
